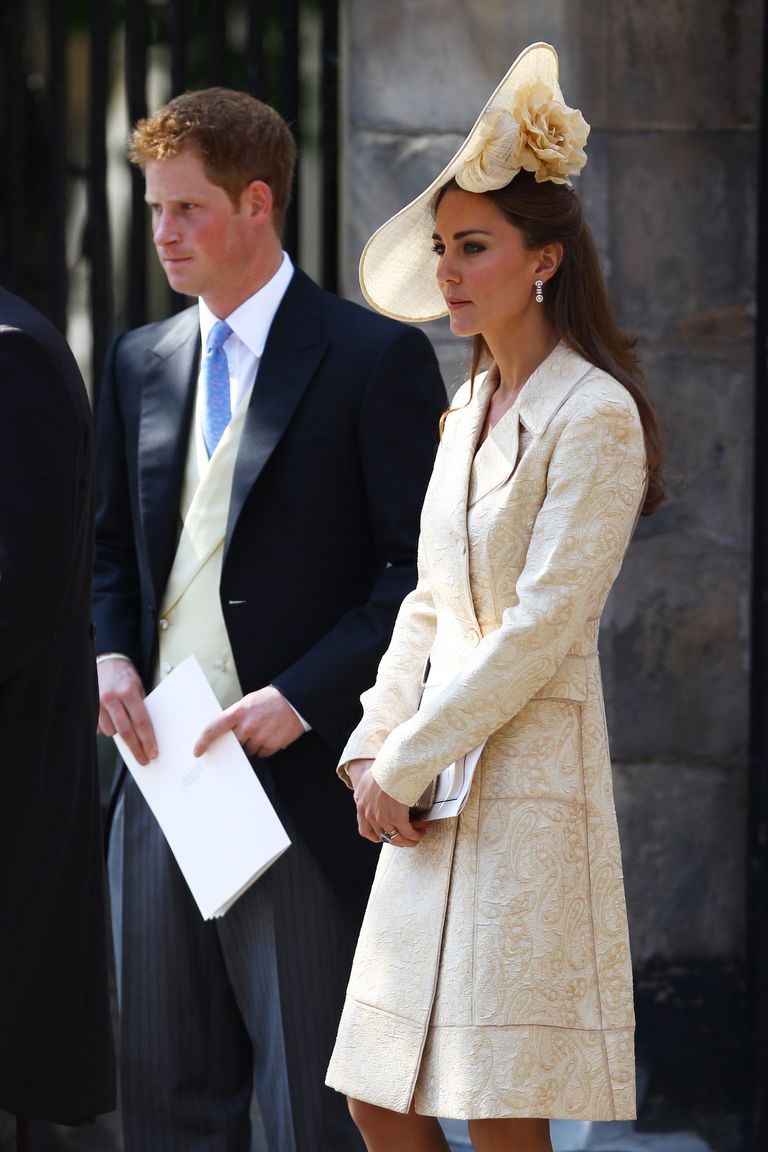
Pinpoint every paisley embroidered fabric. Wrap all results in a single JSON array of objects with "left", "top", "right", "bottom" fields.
[{"left": 326, "top": 343, "right": 646, "bottom": 1121}]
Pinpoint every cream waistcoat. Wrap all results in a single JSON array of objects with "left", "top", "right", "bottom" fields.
[{"left": 153, "top": 399, "right": 249, "bottom": 707}]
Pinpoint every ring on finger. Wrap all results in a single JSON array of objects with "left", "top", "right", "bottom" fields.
[{"left": 380, "top": 828, "right": 398, "bottom": 844}]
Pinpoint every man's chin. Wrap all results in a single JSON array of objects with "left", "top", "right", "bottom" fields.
[
  {"left": 162, "top": 263, "right": 197, "bottom": 292},
  {"left": 164, "top": 280, "right": 197, "bottom": 298}
]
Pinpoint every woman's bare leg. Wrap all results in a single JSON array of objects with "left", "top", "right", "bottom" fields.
[
  {"left": 467, "top": 1116, "right": 552, "bottom": 1152},
  {"left": 347, "top": 1098, "right": 450, "bottom": 1151}
]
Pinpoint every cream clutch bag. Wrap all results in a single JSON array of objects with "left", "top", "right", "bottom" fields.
[{"left": 409, "top": 683, "right": 485, "bottom": 822}]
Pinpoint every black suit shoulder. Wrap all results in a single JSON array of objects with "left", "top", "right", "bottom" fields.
[
  {"left": 273, "top": 270, "right": 444, "bottom": 408},
  {"left": 285, "top": 268, "right": 433, "bottom": 352},
  {"left": 0, "top": 286, "right": 88, "bottom": 403},
  {"left": 109, "top": 305, "right": 198, "bottom": 361},
  {"left": 319, "top": 285, "right": 415, "bottom": 337}
]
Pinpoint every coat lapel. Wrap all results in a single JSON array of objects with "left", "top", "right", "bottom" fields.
[
  {"left": 225, "top": 270, "right": 328, "bottom": 554},
  {"left": 137, "top": 308, "right": 199, "bottom": 605},
  {"left": 442, "top": 370, "right": 495, "bottom": 541},
  {"left": 468, "top": 408, "right": 520, "bottom": 508},
  {"left": 468, "top": 342, "right": 595, "bottom": 507},
  {"left": 435, "top": 372, "right": 495, "bottom": 632}
]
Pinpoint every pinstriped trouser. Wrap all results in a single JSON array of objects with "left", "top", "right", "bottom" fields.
[{"left": 108, "top": 774, "right": 365, "bottom": 1152}]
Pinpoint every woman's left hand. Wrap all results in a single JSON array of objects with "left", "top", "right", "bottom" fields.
[{"left": 348, "top": 758, "right": 426, "bottom": 848}]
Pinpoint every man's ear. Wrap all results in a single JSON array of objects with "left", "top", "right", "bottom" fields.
[
  {"left": 535, "top": 242, "right": 564, "bottom": 283},
  {"left": 244, "top": 179, "right": 274, "bottom": 223}
]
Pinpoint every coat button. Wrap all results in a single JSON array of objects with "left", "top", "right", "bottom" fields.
[
  {"left": 158, "top": 618, "right": 170, "bottom": 631},
  {"left": 467, "top": 628, "right": 480, "bottom": 645},
  {"left": 161, "top": 661, "right": 173, "bottom": 675}
]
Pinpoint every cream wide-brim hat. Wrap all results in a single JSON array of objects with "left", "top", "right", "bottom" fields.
[{"left": 359, "top": 42, "right": 569, "bottom": 324}]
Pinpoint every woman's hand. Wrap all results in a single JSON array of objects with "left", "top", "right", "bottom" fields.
[{"left": 347, "top": 758, "right": 426, "bottom": 848}]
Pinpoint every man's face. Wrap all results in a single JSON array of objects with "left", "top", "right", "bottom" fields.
[{"left": 144, "top": 149, "right": 259, "bottom": 314}]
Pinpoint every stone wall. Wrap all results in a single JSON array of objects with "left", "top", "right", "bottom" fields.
[{"left": 342, "top": 0, "right": 762, "bottom": 968}]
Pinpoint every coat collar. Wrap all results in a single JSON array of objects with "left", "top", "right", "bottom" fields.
[
  {"left": 138, "top": 308, "right": 200, "bottom": 604},
  {"left": 465, "top": 341, "right": 595, "bottom": 507},
  {"left": 224, "top": 269, "right": 328, "bottom": 555},
  {"left": 517, "top": 341, "right": 595, "bottom": 437}
]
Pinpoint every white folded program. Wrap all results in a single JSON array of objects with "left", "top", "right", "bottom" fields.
[{"left": 410, "top": 684, "right": 485, "bottom": 822}]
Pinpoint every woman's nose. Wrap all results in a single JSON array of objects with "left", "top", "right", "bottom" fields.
[{"left": 437, "top": 253, "right": 459, "bottom": 284}]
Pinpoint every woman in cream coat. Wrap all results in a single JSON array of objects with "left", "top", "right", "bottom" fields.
[{"left": 325, "top": 45, "right": 663, "bottom": 1152}]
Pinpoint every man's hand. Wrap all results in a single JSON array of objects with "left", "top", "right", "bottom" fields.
[
  {"left": 97, "top": 657, "right": 157, "bottom": 765},
  {"left": 348, "top": 758, "right": 425, "bottom": 848},
  {"left": 194, "top": 685, "right": 305, "bottom": 759}
]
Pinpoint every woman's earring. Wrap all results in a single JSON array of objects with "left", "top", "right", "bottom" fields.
[{"left": 535, "top": 279, "right": 544, "bottom": 303}]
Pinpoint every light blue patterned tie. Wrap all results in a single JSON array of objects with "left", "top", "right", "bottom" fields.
[{"left": 201, "top": 319, "right": 233, "bottom": 457}]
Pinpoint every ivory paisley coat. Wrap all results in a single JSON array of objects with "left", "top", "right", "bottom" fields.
[{"left": 326, "top": 343, "right": 647, "bottom": 1121}]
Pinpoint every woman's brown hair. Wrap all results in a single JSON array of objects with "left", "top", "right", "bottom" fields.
[{"left": 435, "top": 173, "right": 663, "bottom": 515}]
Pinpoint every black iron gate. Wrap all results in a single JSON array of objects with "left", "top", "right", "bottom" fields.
[{"left": 0, "top": 0, "right": 340, "bottom": 390}]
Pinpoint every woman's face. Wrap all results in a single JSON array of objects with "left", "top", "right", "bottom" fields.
[{"left": 432, "top": 186, "right": 544, "bottom": 343}]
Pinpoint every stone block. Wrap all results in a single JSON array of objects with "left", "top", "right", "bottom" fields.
[
  {"left": 573, "top": 129, "right": 611, "bottom": 270},
  {"left": 347, "top": 1, "right": 590, "bottom": 133},
  {"left": 605, "top": 133, "right": 759, "bottom": 342},
  {"left": 613, "top": 761, "right": 746, "bottom": 963},
  {"left": 603, "top": 0, "right": 761, "bottom": 130},
  {"left": 342, "top": 129, "right": 464, "bottom": 297},
  {"left": 634, "top": 347, "right": 753, "bottom": 547},
  {"left": 346, "top": 0, "right": 760, "bottom": 139},
  {"left": 601, "top": 534, "right": 750, "bottom": 763}
]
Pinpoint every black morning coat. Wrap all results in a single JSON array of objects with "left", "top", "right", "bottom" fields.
[
  {"left": 0, "top": 287, "right": 116, "bottom": 1121},
  {"left": 92, "top": 268, "right": 447, "bottom": 905}
]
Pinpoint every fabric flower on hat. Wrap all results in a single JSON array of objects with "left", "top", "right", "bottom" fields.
[
  {"left": 513, "top": 79, "right": 589, "bottom": 183},
  {"left": 456, "top": 108, "right": 524, "bottom": 193},
  {"left": 456, "top": 80, "right": 589, "bottom": 193}
]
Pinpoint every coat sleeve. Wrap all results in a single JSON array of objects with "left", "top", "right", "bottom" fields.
[
  {"left": 369, "top": 391, "right": 648, "bottom": 807},
  {"left": 335, "top": 380, "right": 470, "bottom": 779},
  {"left": 270, "top": 323, "right": 446, "bottom": 754},
  {"left": 335, "top": 538, "right": 437, "bottom": 780},
  {"left": 0, "top": 330, "right": 82, "bottom": 683},
  {"left": 92, "top": 335, "right": 143, "bottom": 663}
]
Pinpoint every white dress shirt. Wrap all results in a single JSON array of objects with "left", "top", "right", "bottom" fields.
[
  {"left": 197, "top": 252, "right": 310, "bottom": 733},
  {"left": 196, "top": 250, "right": 295, "bottom": 440}
]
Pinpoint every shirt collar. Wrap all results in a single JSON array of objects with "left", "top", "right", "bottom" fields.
[{"left": 197, "top": 252, "right": 294, "bottom": 357}]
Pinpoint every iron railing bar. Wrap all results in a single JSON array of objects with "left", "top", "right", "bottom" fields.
[
  {"left": 87, "top": 0, "right": 112, "bottom": 395},
  {"left": 169, "top": 0, "right": 186, "bottom": 96},
  {"left": 47, "top": 0, "right": 68, "bottom": 331},
  {"left": 320, "top": 0, "right": 339, "bottom": 293},
  {"left": 2, "top": 0, "right": 23, "bottom": 291},
  {"left": 246, "top": 0, "right": 264, "bottom": 99},
  {"left": 125, "top": 0, "right": 148, "bottom": 330},
  {"left": 281, "top": 0, "right": 300, "bottom": 260},
  {"left": 207, "top": 0, "right": 228, "bottom": 88}
]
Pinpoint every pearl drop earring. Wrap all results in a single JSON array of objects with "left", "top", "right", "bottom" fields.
[{"left": 535, "top": 279, "right": 544, "bottom": 303}]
